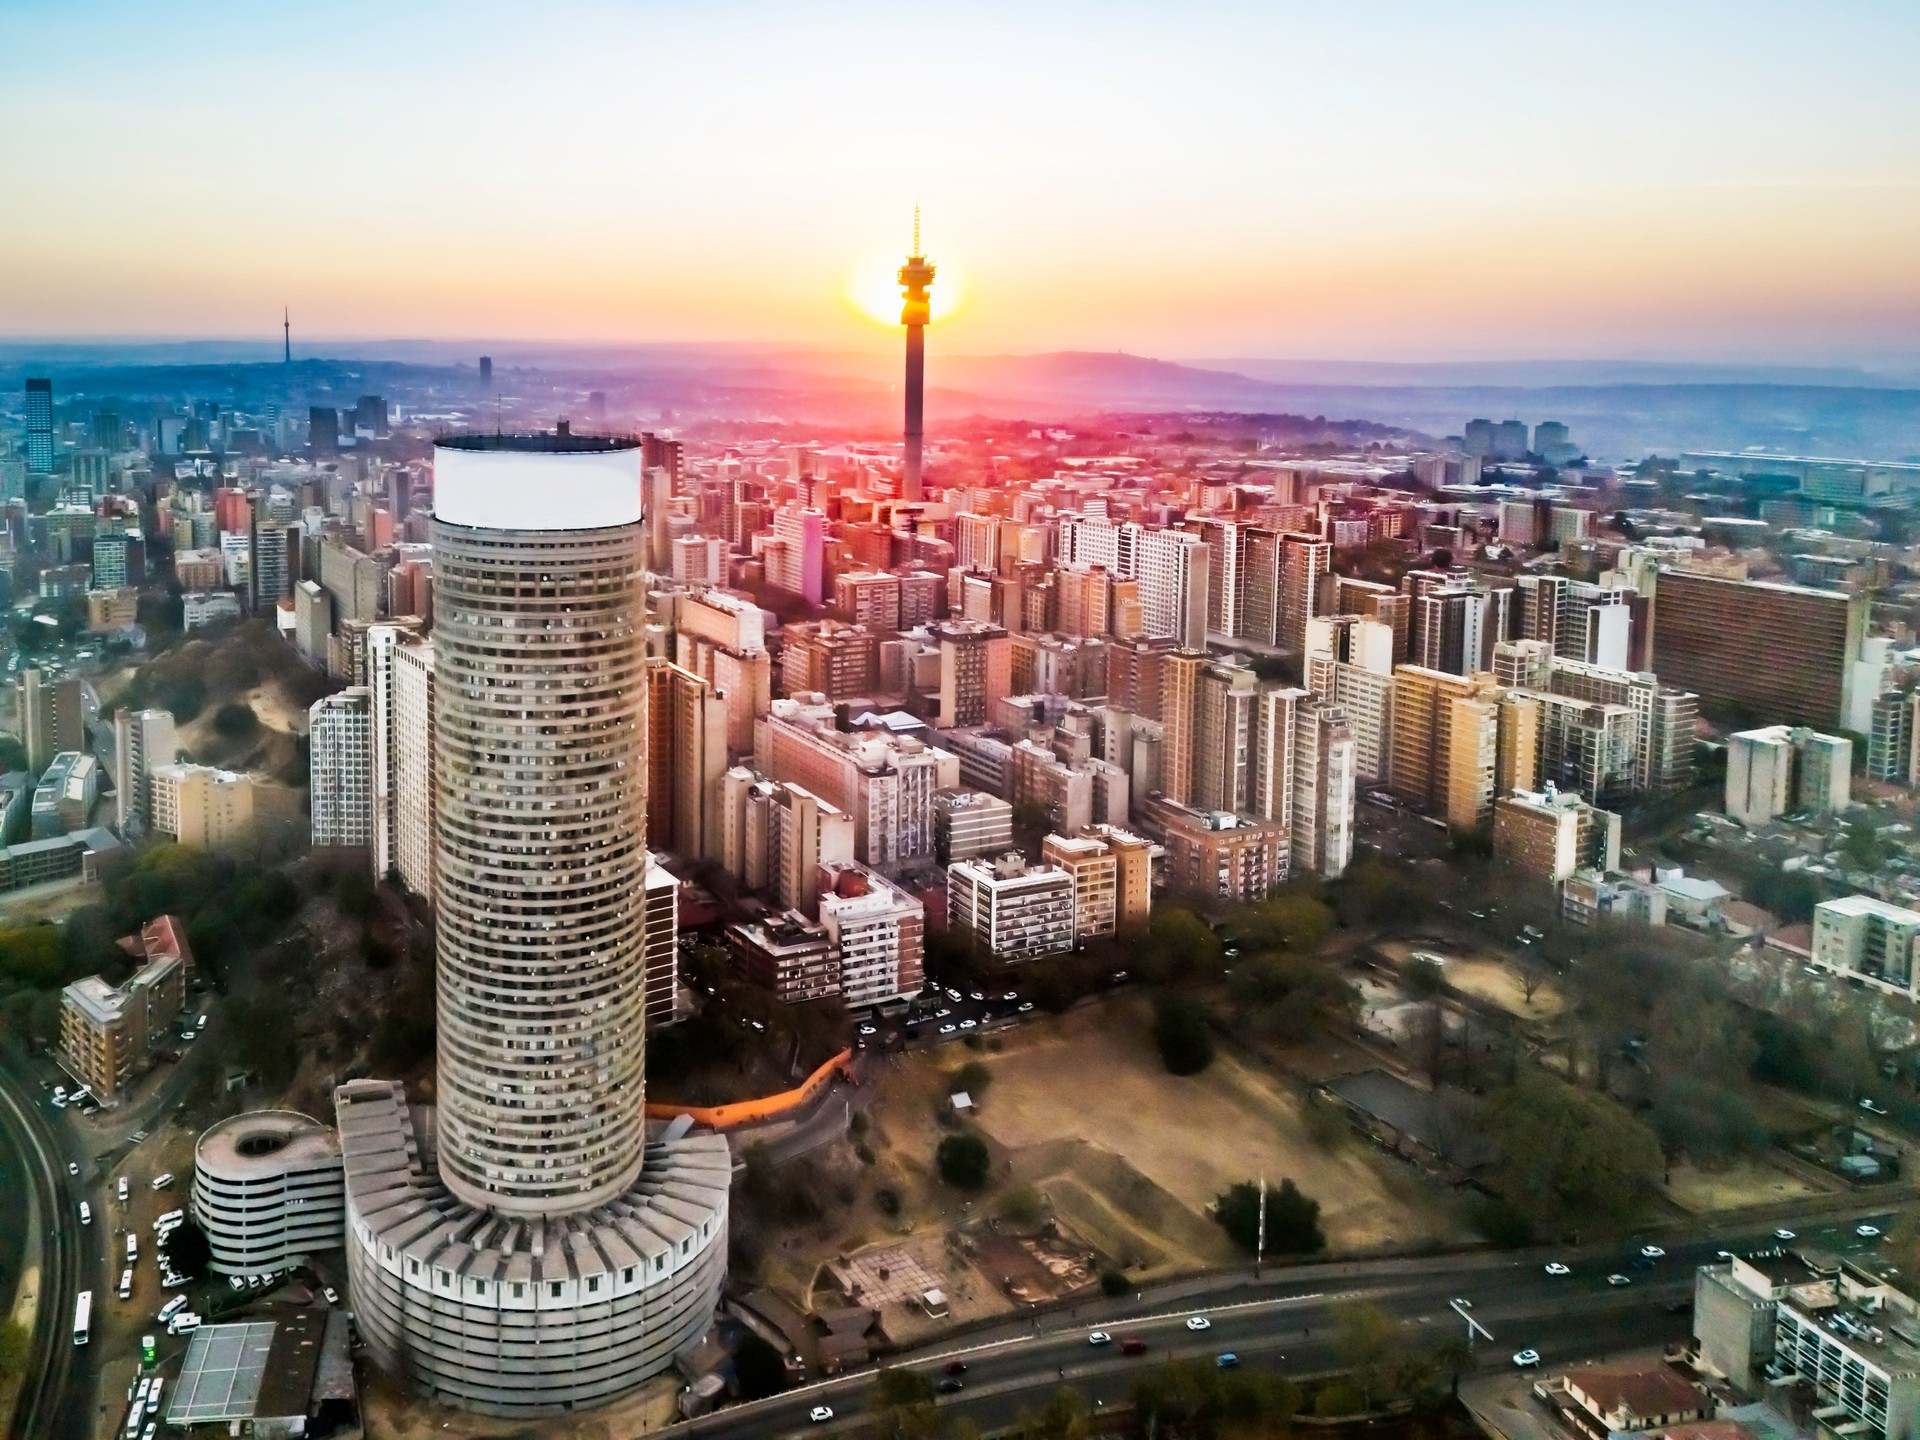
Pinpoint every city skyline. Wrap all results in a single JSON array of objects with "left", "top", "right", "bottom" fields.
[{"left": 3, "top": 1, "right": 1919, "bottom": 363}]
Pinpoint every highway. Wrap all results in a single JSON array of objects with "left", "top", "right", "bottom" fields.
[
  {"left": 684, "top": 1205, "right": 1899, "bottom": 1439},
  {"left": 0, "top": 1049, "right": 94, "bottom": 1440}
]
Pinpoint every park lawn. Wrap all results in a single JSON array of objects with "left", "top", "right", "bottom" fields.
[{"left": 966, "top": 1000, "right": 1463, "bottom": 1255}]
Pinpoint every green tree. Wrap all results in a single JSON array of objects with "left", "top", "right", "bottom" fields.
[
  {"left": 1334, "top": 1300, "right": 1401, "bottom": 1408},
  {"left": 936, "top": 1132, "right": 991, "bottom": 1190},
  {"left": 869, "top": 1367, "right": 942, "bottom": 1440},
  {"left": 1480, "top": 1075, "right": 1663, "bottom": 1231},
  {"left": 1236, "top": 894, "right": 1336, "bottom": 954},
  {"left": 1151, "top": 993, "right": 1215, "bottom": 1074},
  {"left": 211, "top": 702, "right": 260, "bottom": 741},
  {"left": 1432, "top": 1333, "right": 1477, "bottom": 1398},
  {"left": 1139, "top": 907, "right": 1222, "bottom": 984},
  {"left": 1009, "top": 1389, "right": 1091, "bottom": 1440},
  {"left": 1213, "top": 1178, "right": 1325, "bottom": 1255}
]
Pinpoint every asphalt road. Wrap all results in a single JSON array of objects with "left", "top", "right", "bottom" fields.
[
  {"left": 684, "top": 1204, "right": 1900, "bottom": 1439},
  {"left": 0, "top": 1048, "right": 95, "bottom": 1440}
]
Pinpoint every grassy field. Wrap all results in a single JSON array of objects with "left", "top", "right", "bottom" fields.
[
  {"left": 1665, "top": 1156, "right": 1831, "bottom": 1214},
  {"left": 966, "top": 1000, "right": 1464, "bottom": 1258}
]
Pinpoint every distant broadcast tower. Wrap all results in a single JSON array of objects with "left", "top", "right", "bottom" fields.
[
  {"left": 283, "top": 307, "right": 291, "bottom": 364},
  {"left": 898, "top": 207, "right": 936, "bottom": 503}
]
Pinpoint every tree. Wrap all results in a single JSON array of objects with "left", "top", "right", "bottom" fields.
[
  {"left": 1009, "top": 1389, "right": 1091, "bottom": 1440},
  {"left": 211, "top": 702, "right": 260, "bottom": 741},
  {"left": 1334, "top": 1300, "right": 1401, "bottom": 1409},
  {"left": 869, "top": 1367, "right": 942, "bottom": 1440},
  {"left": 1479, "top": 1075, "right": 1663, "bottom": 1232},
  {"left": 1152, "top": 994, "right": 1215, "bottom": 1074},
  {"left": 936, "top": 1132, "right": 991, "bottom": 1190},
  {"left": 1404, "top": 956, "right": 1446, "bottom": 997},
  {"left": 1226, "top": 953, "right": 1359, "bottom": 1043},
  {"left": 1236, "top": 894, "right": 1335, "bottom": 955},
  {"left": 1432, "top": 1333, "right": 1477, "bottom": 1398},
  {"left": 1214, "top": 1178, "right": 1326, "bottom": 1256},
  {"left": 1139, "top": 907, "right": 1222, "bottom": 985}
]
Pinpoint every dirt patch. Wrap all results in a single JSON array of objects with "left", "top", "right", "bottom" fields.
[
  {"left": 968, "top": 1001, "right": 1462, "bottom": 1256},
  {"left": 361, "top": 1370, "right": 681, "bottom": 1440},
  {"left": 1378, "top": 941, "right": 1563, "bottom": 1020},
  {"left": 1665, "top": 1156, "right": 1830, "bottom": 1214}
]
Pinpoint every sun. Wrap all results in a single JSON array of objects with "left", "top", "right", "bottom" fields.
[{"left": 846, "top": 252, "right": 964, "bottom": 327}]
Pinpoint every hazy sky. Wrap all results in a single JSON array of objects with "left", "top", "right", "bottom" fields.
[{"left": 4, "top": 0, "right": 1919, "bottom": 363}]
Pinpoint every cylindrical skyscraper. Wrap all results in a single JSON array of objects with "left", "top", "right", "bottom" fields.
[
  {"left": 338, "top": 432, "right": 729, "bottom": 1416},
  {"left": 430, "top": 433, "right": 652, "bottom": 1214},
  {"left": 899, "top": 213, "right": 935, "bottom": 503}
]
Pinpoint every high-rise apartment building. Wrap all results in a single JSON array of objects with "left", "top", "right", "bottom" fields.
[
  {"left": 675, "top": 589, "right": 773, "bottom": 753},
  {"left": 1494, "top": 787, "right": 1621, "bottom": 885},
  {"left": 755, "top": 699, "right": 956, "bottom": 868},
  {"left": 1277, "top": 532, "right": 1330, "bottom": 657},
  {"left": 1726, "top": 725, "right": 1852, "bottom": 826},
  {"left": 946, "top": 853, "right": 1076, "bottom": 963},
  {"left": 17, "top": 668, "right": 86, "bottom": 775},
  {"left": 24, "top": 379, "right": 53, "bottom": 475},
  {"left": 339, "top": 434, "right": 727, "bottom": 1416},
  {"left": 817, "top": 863, "right": 925, "bottom": 1007},
  {"left": 1041, "top": 832, "right": 1119, "bottom": 938},
  {"left": 1291, "top": 698, "right": 1355, "bottom": 878},
  {"left": 1653, "top": 570, "right": 1868, "bottom": 732},
  {"left": 1136, "top": 528, "right": 1209, "bottom": 650},
  {"left": 644, "top": 658, "right": 728, "bottom": 862},
  {"left": 934, "top": 620, "right": 1011, "bottom": 727},
  {"left": 390, "top": 639, "right": 436, "bottom": 899},
  {"left": 309, "top": 688, "right": 374, "bottom": 848},
  {"left": 1387, "top": 666, "right": 1497, "bottom": 815},
  {"left": 112, "top": 708, "right": 178, "bottom": 834},
  {"left": 781, "top": 620, "right": 877, "bottom": 700},
  {"left": 1192, "top": 661, "right": 1259, "bottom": 814}
]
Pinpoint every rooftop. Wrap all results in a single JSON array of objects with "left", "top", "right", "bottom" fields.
[{"left": 436, "top": 432, "right": 639, "bottom": 454}]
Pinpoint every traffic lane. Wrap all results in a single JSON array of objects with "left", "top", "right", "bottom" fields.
[
  {"left": 931, "top": 1291, "right": 1693, "bottom": 1437},
  {"left": 735, "top": 1285, "right": 1696, "bottom": 1440}
]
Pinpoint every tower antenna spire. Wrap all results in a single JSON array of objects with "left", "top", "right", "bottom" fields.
[
  {"left": 283, "top": 306, "right": 291, "bottom": 364},
  {"left": 912, "top": 203, "right": 921, "bottom": 257}
]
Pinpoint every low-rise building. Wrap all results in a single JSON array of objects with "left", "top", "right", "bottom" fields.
[
  {"left": 817, "top": 864, "right": 924, "bottom": 1008},
  {"left": 150, "top": 763, "right": 254, "bottom": 849},
  {"left": 1811, "top": 894, "right": 1920, "bottom": 998},
  {"left": 58, "top": 917, "right": 192, "bottom": 1102},
  {"left": 726, "top": 913, "right": 839, "bottom": 1005},
  {"left": 1562, "top": 1364, "right": 1712, "bottom": 1435},
  {"left": 932, "top": 789, "right": 1013, "bottom": 864},
  {"left": 1146, "top": 799, "right": 1290, "bottom": 902}
]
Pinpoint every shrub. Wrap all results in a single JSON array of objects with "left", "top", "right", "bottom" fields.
[
  {"left": 936, "top": 1132, "right": 992, "bottom": 1190},
  {"left": 1313, "top": 1382, "right": 1365, "bottom": 1418},
  {"left": 874, "top": 1187, "right": 902, "bottom": 1217},
  {"left": 1099, "top": 1268, "right": 1133, "bottom": 1297}
]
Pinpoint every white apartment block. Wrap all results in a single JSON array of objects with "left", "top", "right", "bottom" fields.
[
  {"left": 946, "top": 853, "right": 1076, "bottom": 964},
  {"left": 1811, "top": 895, "right": 1920, "bottom": 998},
  {"left": 818, "top": 863, "right": 925, "bottom": 1008},
  {"left": 1727, "top": 725, "right": 1852, "bottom": 826},
  {"left": 1291, "top": 698, "right": 1356, "bottom": 879},
  {"left": 392, "top": 639, "right": 436, "bottom": 900},
  {"left": 310, "top": 687, "right": 374, "bottom": 848},
  {"left": 112, "top": 708, "right": 177, "bottom": 834}
]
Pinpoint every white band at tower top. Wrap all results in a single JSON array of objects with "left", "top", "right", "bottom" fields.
[{"left": 432, "top": 442, "right": 642, "bottom": 531}]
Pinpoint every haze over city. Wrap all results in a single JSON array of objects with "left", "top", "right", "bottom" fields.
[{"left": 5, "top": 0, "right": 1920, "bottom": 364}]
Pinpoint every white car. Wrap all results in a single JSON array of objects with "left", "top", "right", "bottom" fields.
[
  {"left": 1544, "top": 1262, "right": 1571, "bottom": 1276},
  {"left": 67, "top": 1161, "right": 79, "bottom": 1176},
  {"left": 1087, "top": 1331, "right": 1112, "bottom": 1346},
  {"left": 1185, "top": 1315, "right": 1211, "bottom": 1331},
  {"left": 1858, "top": 1225, "right": 1883, "bottom": 1239},
  {"left": 117, "top": 1177, "right": 129, "bottom": 1202},
  {"left": 323, "top": 1286, "right": 340, "bottom": 1305},
  {"left": 809, "top": 1405, "right": 834, "bottom": 1423},
  {"left": 1640, "top": 1245, "right": 1666, "bottom": 1259},
  {"left": 959, "top": 1019, "right": 977, "bottom": 1030},
  {"left": 1606, "top": 1274, "right": 1632, "bottom": 1287},
  {"left": 1775, "top": 1229, "right": 1797, "bottom": 1241},
  {"left": 1512, "top": 1349, "right": 1541, "bottom": 1369},
  {"left": 857, "top": 1025, "right": 877, "bottom": 1037},
  {"left": 151, "top": 1173, "right": 175, "bottom": 1191},
  {"left": 938, "top": 1024, "right": 956, "bottom": 1036},
  {"left": 1018, "top": 1002, "right": 1034, "bottom": 1013},
  {"left": 78, "top": 1202, "right": 92, "bottom": 1225}
]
